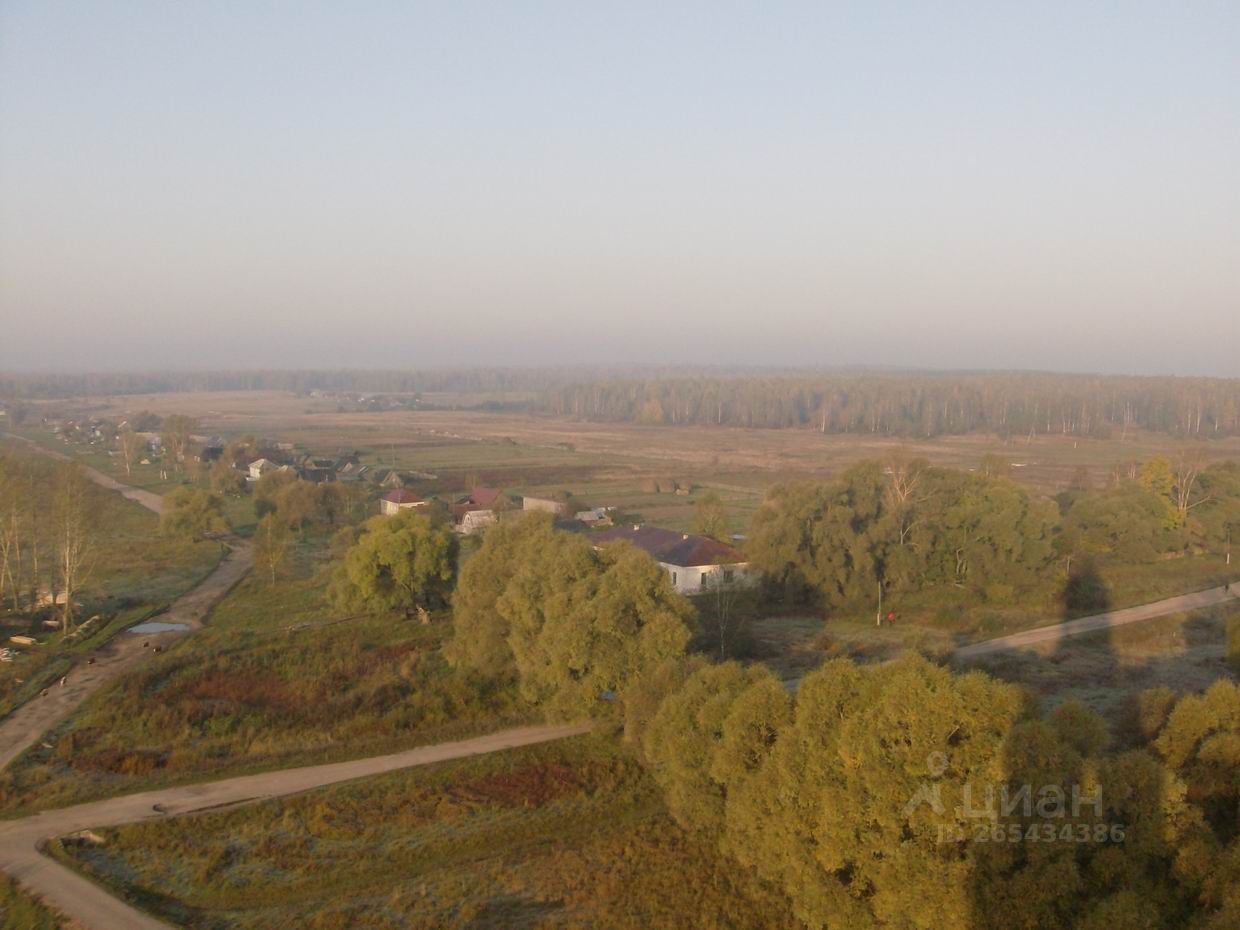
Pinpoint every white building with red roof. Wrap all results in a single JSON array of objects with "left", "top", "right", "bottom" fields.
[
  {"left": 590, "top": 525, "right": 755, "bottom": 595},
  {"left": 379, "top": 489, "right": 428, "bottom": 516}
]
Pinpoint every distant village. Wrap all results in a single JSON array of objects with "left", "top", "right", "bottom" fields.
[{"left": 34, "top": 412, "right": 754, "bottom": 596}]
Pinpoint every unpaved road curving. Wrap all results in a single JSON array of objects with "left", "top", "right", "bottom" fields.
[
  {"left": 953, "top": 584, "right": 1237, "bottom": 660},
  {"left": 0, "top": 722, "right": 593, "bottom": 930}
]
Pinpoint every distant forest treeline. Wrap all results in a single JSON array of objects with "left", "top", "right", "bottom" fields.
[
  {"left": 3, "top": 368, "right": 1239, "bottom": 438},
  {"left": 0, "top": 368, "right": 589, "bottom": 398},
  {"left": 540, "top": 373, "right": 1240, "bottom": 438}
]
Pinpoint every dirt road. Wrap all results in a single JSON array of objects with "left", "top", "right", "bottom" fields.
[
  {"left": 0, "top": 541, "right": 252, "bottom": 771},
  {"left": 954, "top": 584, "right": 1237, "bottom": 660},
  {"left": 3, "top": 432, "right": 165, "bottom": 514},
  {"left": 0, "top": 722, "right": 593, "bottom": 930},
  {"left": 0, "top": 435, "right": 254, "bottom": 769}
]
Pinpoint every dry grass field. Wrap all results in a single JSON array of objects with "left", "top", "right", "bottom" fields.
[
  {"left": 52, "top": 735, "right": 793, "bottom": 930},
  {"left": 22, "top": 391, "right": 1239, "bottom": 711},
  {"left": 36, "top": 389, "right": 1240, "bottom": 536}
]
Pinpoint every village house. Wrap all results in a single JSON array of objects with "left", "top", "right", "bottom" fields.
[
  {"left": 336, "top": 461, "right": 369, "bottom": 482},
  {"left": 298, "top": 456, "right": 337, "bottom": 483},
  {"left": 379, "top": 489, "right": 429, "bottom": 516},
  {"left": 451, "top": 487, "right": 507, "bottom": 534},
  {"left": 589, "top": 525, "right": 754, "bottom": 595},
  {"left": 459, "top": 509, "right": 498, "bottom": 534},
  {"left": 522, "top": 495, "right": 569, "bottom": 516},
  {"left": 248, "top": 458, "right": 278, "bottom": 480},
  {"left": 575, "top": 506, "right": 614, "bottom": 528},
  {"left": 450, "top": 487, "right": 505, "bottom": 521}
]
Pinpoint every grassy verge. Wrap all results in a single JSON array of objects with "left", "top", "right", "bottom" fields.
[
  {"left": 0, "top": 533, "right": 529, "bottom": 814},
  {"left": 959, "top": 603, "right": 1240, "bottom": 723},
  {"left": 51, "top": 735, "right": 791, "bottom": 930},
  {"left": 742, "top": 554, "right": 1237, "bottom": 680},
  {"left": 0, "top": 873, "right": 66, "bottom": 930}
]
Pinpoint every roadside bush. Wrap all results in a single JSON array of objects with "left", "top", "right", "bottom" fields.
[{"left": 160, "top": 487, "right": 228, "bottom": 540}]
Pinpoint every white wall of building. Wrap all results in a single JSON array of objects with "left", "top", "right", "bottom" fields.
[{"left": 660, "top": 562, "right": 755, "bottom": 595}]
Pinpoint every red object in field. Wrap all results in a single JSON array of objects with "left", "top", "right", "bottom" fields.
[{"left": 887, "top": 611, "right": 896, "bottom": 623}]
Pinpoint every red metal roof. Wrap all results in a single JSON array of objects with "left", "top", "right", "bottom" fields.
[
  {"left": 381, "top": 489, "right": 424, "bottom": 504},
  {"left": 466, "top": 487, "right": 503, "bottom": 508},
  {"left": 590, "top": 525, "right": 745, "bottom": 567}
]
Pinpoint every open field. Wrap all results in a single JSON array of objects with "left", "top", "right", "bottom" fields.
[
  {"left": 728, "top": 553, "right": 1237, "bottom": 682},
  {"left": 76, "top": 390, "right": 1240, "bottom": 477},
  {"left": 0, "top": 531, "right": 529, "bottom": 815},
  {"left": 32, "top": 389, "right": 1240, "bottom": 535},
  {"left": 51, "top": 735, "right": 791, "bottom": 930},
  {"left": 11, "top": 429, "right": 259, "bottom": 536}
]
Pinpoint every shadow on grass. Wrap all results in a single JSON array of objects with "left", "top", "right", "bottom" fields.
[{"left": 958, "top": 559, "right": 1238, "bottom": 730}]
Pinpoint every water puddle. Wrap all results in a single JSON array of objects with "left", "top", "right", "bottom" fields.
[{"left": 127, "top": 621, "right": 188, "bottom": 635}]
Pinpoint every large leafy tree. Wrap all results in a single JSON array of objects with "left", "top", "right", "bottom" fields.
[
  {"left": 328, "top": 511, "right": 457, "bottom": 615},
  {"left": 938, "top": 473, "right": 1057, "bottom": 590},
  {"left": 498, "top": 535, "right": 694, "bottom": 719},
  {"left": 748, "top": 462, "right": 1054, "bottom": 608},
  {"left": 643, "top": 661, "right": 789, "bottom": 838},
  {"left": 693, "top": 492, "right": 731, "bottom": 542},
  {"left": 159, "top": 414, "right": 198, "bottom": 472},
  {"left": 160, "top": 487, "right": 228, "bottom": 541},
  {"left": 1060, "top": 482, "right": 1177, "bottom": 563},
  {"left": 444, "top": 512, "right": 556, "bottom": 678},
  {"left": 719, "top": 656, "right": 1029, "bottom": 930},
  {"left": 747, "top": 464, "right": 885, "bottom": 608}
]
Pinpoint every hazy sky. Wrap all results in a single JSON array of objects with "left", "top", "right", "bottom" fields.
[{"left": 1, "top": 2, "right": 1237, "bottom": 376}]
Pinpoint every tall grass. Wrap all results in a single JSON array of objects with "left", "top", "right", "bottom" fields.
[
  {"left": 1, "top": 533, "right": 527, "bottom": 813},
  {"left": 55, "top": 737, "right": 792, "bottom": 930},
  {"left": 0, "top": 873, "right": 65, "bottom": 930}
]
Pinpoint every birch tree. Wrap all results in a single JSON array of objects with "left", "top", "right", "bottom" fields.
[
  {"left": 160, "top": 414, "right": 198, "bottom": 473},
  {"left": 253, "top": 513, "right": 291, "bottom": 585},
  {"left": 50, "top": 463, "right": 97, "bottom": 632},
  {"left": 118, "top": 428, "right": 146, "bottom": 476}
]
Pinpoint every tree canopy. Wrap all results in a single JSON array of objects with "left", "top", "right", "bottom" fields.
[
  {"left": 328, "top": 511, "right": 457, "bottom": 615},
  {"left": 160, "top": 487, "right": 228, "bottom": 541},
  {"left": 746, "top": 462, "right": 1057, "bottom": 608},
  {"left": 444, "top": 512, "right": 556, "bottom": 678},
  {"left": 639, "top": 657, "right": 1240, "bottom": 929}
]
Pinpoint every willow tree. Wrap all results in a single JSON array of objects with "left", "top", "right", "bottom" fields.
[
  {"left": 498, "top": 535, "right": 694, "bottom": 720},
  {"left": 444, "top": 512, "right": 555, "bottom": 678},
  {"left": 328, "top": 511, "right": 457, "bottom": 615}
]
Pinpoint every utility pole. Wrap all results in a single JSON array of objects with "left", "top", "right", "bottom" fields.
[{"left": 876, "top": 580, "right": 883, "bottom": 627}]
